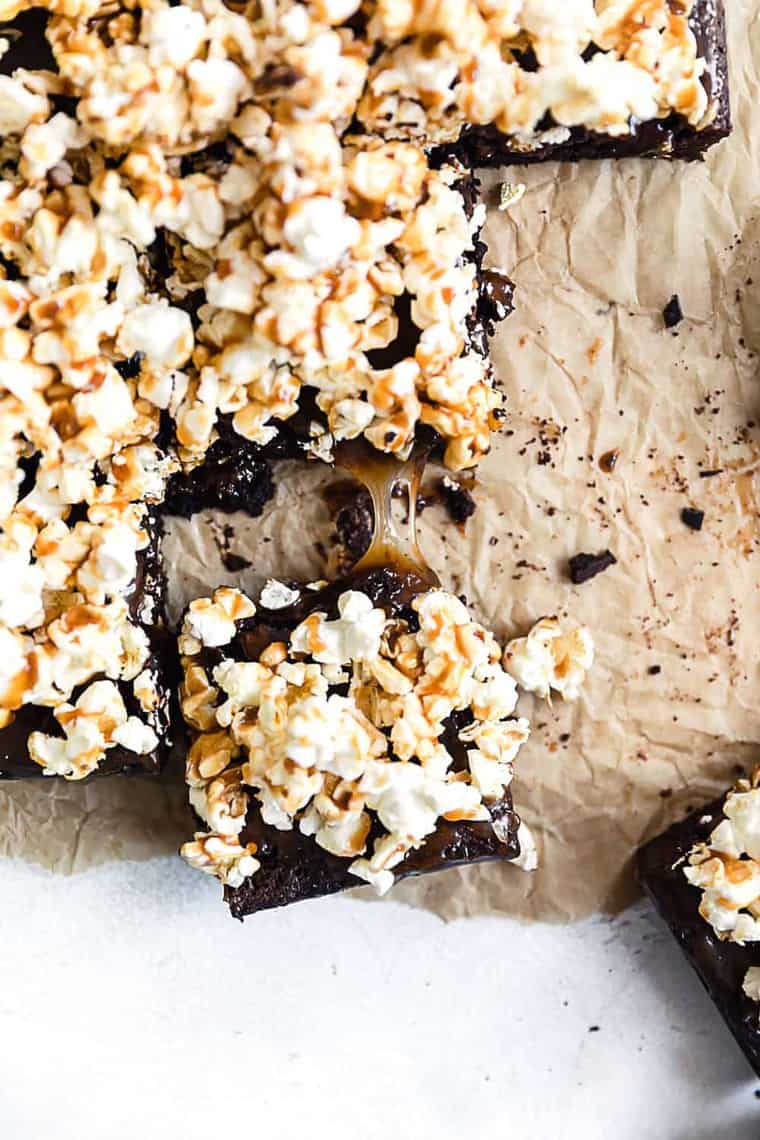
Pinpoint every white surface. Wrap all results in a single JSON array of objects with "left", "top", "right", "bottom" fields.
[{"left": 0, "top": 859, "right": 757, "bottom": 1138}]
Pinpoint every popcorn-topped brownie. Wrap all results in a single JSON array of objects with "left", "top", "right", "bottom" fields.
[
  {"left": 0, "top": 5, "right": 511, "bottom": 778},
  {"left": 638, "top": 769, "right": 760, "bottom": 1077},
  {"left": 178, "top": 573, "right": 596, "bottom": 914},
  {"left": 178, "top": 577, "right": 530, "bottom": 913}
]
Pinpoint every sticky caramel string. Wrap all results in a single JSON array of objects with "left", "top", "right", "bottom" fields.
[{"left": 334, "top": 439, "right": 439, "bottom": 589}]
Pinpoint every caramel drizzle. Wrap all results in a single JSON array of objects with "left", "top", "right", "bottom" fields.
[{"left": 334, "top": 438, "right": 438, "bottom": 591}]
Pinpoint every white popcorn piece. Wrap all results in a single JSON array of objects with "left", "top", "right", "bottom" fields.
[
  {"left": 742, "top": 967, "right": 760, "bottom": 1003},
  {"left": 180, "top": 588, "right": 257, "bottom": 653},
  {"left": 259, "top": 580, "right": 301, "bottom": 610},
  {"left": 181, "top": 832, "right": 260, "bottom": 888},
  {"left": 504, "top": 617, "right": 594, "bottom": 701},
  {"left": 117, "top": 301, "right": 194, "bottom": 370},
  {"left": 290, "top": 591, "right": 386, "bottom": 665}
]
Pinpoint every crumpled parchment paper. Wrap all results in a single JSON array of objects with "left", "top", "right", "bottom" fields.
[{"left": 2, "top": 0, "right": 759, "bottom": 921}]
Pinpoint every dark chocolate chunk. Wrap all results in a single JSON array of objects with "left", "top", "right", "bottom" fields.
[
  {"left": 568, "top": 549, "right": 617, "bottom": 585},
  {"left": 599, "top": 449, "right": 620, "bottom": 473},
  {"left": 638, "top": 791, "right": 760, "bottom": 1078},
  {"left": 478, "top": 269, "right": 516, "bottom": 334},
  {"left": 681, "top": 507, "right": 705, "bottom": 531},
  {"left": 114, "top": 353, "right": 144, "bottom": 381},
  {"left": 0, "top": 10, "right": 54, "bottom": 73},
  {"left": 663, "top": 294, "right": 684, "bottom": 328}
]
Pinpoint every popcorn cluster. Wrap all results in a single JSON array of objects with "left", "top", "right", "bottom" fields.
[
  {"left": 179, "top": 584, "right": 592, "bottom": 895},
  {"left": 684, "top": 768, "right": 760, "bottom": 1001},
  {"left": 0, "top": 110, "right": 172, "bottom": 772}
]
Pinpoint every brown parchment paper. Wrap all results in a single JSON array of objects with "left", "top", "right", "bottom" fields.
[{"left": 2, "top": 1, "right": 760, "bottom": 920}]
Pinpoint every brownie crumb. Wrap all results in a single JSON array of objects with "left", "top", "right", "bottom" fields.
[
  {"left": 568, "top": 549, "right": 617, "bottom": 584},
  {"left": 681, "top": 507, "right": 704, "bottom": 531},
  {"left": 221, "top": 551, "right": 251, "bottom": 572},
  {"left": 440, "top": 476, "right": 477, "bottom": 525},
  {"left": 336, "top": 488, "right": 374, "bottom": 566},
  {"left": 478, "top": 269, "right": 515, "bottom": 332},
  {"left": 163, "top": 438, "right": 274, "bottom": 519},
  {"left": 663, "top": 295, "right": 684, "bottom": 328},
  {"left": 648, "top": 665, "right": 662, "bottom": 676}
]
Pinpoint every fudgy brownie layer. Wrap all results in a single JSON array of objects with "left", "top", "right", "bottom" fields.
[
  {"left": 437, "top": 0, "right": 730, "bottom": 168},
  {"left": 226, "top": 786, "right": 520, "bottom": 918},
  {"left": 183, "top": 565, "right": 522, "bottom": 917},
  {"left": 637, "top": 794, "right": 760, "bottom": 1078}
]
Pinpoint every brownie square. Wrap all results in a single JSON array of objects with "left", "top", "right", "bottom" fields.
[
  {"left": 179, "top": 568, "right": 527, "bottom": 917},
  {"left": 637, "top": 784, "right": 760, "bottom": 1077},
  {"left": 0, "top": 512, "right": 173, "bottom": 780}
]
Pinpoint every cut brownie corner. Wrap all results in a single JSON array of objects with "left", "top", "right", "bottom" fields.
[{"left": 637, "top": 777, "right": 760, "bottom": 1078}]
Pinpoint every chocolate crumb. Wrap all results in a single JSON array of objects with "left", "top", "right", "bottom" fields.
[
  {"left": 220, "top": 551, "right": 251, "bottom": 572},
  {"left": 588, "top": 1026, "right": 600, "bottom": 1033},
  {"left": 648, "top": 665, "right": 662, "bottom": 676},
  {"left": 568, "top": 549, "right": 617, "bottom": 584},
  {"left": 663, "top": 295, "right": 684, "bottom": 328},
  {"left": 115, "top": 352, "right": 144, "bottom": 380},
  {"left": 681, "top": 507, "right": 704, "bottom": 531},
  {"left": 699, "top": 468, "right": 723, "bottom": 479},
  {"left": 336, "top": 489, "right": 373, "bottom": 566},
  {"left": 440, "top": 477, "right": 476, "bottom": 525}
]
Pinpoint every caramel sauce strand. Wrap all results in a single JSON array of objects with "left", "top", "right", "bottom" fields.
[{"left": 334, "top": 440, "right": 438, "bottom": 587}]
